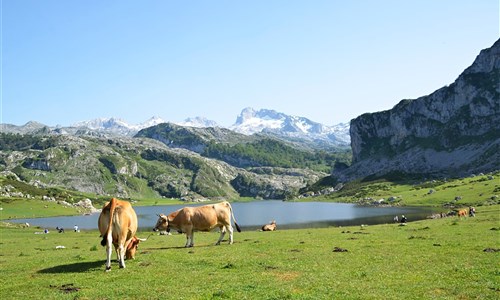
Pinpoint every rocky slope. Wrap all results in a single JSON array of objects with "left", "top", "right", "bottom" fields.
[
  {"left": 337, "top": 39, "right": 500, "bottom": 181},
  {"left": 0, "top": 134, "right": 325, "bottom": 201},
  {"left": 135, "top": 122, "right": 350, "bottom": 172}
]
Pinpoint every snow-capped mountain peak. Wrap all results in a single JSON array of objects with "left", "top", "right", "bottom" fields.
[
  {"left": 176, "top": 116, "right": 219, "bottom": 128},
  {"left": 140, "top": 116, "right": 166, "bottom": 129},
  {"left": 231, "top": 107, "right": 350, "bottom": 146},
  {"left": 72, "top": 116, "right": 167, "bottom": 136},
  {"left": 73, "top": 116, "right": 166, "bottom": 130},
  {"left": 232, "top": 107, "right": 284, "bottom": 135},
  {"left": 73, "top": 117, "right": 126, "bottom": 130}
]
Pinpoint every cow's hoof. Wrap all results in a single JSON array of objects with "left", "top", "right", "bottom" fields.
[{"left": 105, "top": 266, "right": 111, "bottom": 272}]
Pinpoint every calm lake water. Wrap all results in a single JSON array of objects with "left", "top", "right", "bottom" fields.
[{"left": 9, "top": 201, "right": 437, "bottom": 231}]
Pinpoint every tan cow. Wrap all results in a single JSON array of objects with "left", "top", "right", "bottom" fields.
[
  {"left": 153, "top": 201, "right": 241, "bottom": 247},
  {"left": 98, "top": 198, "right": 145, "bottom": 271},
  {"left": 457, "top": 209, "right": 468, "bottom": 218},
  {"left": 262, "top": 220, "right": 277, "bottom": 231}
]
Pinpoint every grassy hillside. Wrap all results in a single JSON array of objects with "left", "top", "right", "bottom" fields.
[
  {"left": 136, "top": 124, "right": 352, "bottom": 172},
  {"left": 0, "top": 205, "right": 498, "bottom": 299},
  {"left": 312, "top": 171, "right": 499, "bottom": 207}
]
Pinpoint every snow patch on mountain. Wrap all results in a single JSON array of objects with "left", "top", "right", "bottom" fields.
[
  {"left": 72, "top": 116, "right": 166, "bottom": 135},
  {"left": 68, "top": 107, "right": 350, "bottom": 146},
  {"left": 231, "top": 107, "right": 350, "bottom": 145},
  {"left": 177, "top": 117, "right": 219, "bottom": 128}
]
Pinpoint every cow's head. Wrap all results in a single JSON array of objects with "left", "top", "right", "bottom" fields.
[
  {"left": 125, "top": 237, "right": 140, "bottom": 260},
  {"left": 153, "top": 214, "right": 169, "bottom": 233},
  {"left": 125, "top": 236, "right": 148, "bottom": 260}
]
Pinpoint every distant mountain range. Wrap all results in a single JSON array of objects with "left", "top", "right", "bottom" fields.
[
  {"left": 1, "top": 111, "right": 345, "bottom": 200},
  {"left": 3, "top": 108, "right": 350, "bottom": 149}
]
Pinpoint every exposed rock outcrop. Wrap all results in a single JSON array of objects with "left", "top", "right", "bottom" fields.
[
  {"left": 0, "top": 133, "right": 326, "bottom": 200},
  {"left": 337, "top": 39, "right": 500, "bottom": 181}
]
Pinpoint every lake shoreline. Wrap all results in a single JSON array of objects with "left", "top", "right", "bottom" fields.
[{"left": 6, "top": 201, "right": 441, "bottom": 231}]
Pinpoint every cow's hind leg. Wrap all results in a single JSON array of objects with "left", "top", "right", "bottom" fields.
[
  {"left": 185, "top": 229, "right": 194, "bottom": 247},
  {"left": 105, "top": 244, "right": 113, "bottom": 271},
  {"left": 104, "top": 235, "right": 113, "bottom": 271},
  {"left": 117, "top": 244, "right": 126, "bottom": 268},
  {"left": 215, "top": 226, "right": 226, "bottom": 245},
  {"left": 227, "top": 225, "right": 234, "bottom": 245}
]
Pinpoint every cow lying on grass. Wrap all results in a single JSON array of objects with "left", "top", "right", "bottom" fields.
[
  {"left": 153, "top": 201, "right": 241, "bottom": 247},
  {"left": 262, "top": 220, "right": 277, "bottom": 231},
  {"left": 98, "top": 198, "right": 146, "bottom": 271}
]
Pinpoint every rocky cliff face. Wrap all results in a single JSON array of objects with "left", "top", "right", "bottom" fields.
[{"left": 337, "top": 39, "right": 500, "bottom": 180}]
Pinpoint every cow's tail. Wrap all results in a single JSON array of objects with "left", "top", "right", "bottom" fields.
[
  {"left": 101, "top": 198, "right": 118, "bottom": 247},
  {"left": 228, "top": 202, "right": 241, "bottom": 232}
]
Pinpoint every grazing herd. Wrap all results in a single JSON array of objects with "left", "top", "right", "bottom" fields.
[
  {"left": 429, "top": 206, "right": 476, "bottom": 219},
  {"left": 97, "top": 197, "right": 473, "bottom": 271},
  {"left": 98, "top": 199, "right": 244, "bottom": 271}
]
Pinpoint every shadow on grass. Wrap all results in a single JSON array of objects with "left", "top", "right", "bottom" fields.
[
  {"left": 143, "top": 241, "right": 241, "bottom": 251},
  {"left": 143, "top": 245, "right": 210, "bottom": 251},
  {"left": 38, "top": 260, "right": 103, "bottom": 273}
]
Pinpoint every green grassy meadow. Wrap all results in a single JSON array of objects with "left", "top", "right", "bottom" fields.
[
  {"left": 1, "top": 204, "right": 499, "bottom": 299},
  {"left": 317, "top": 172, "right": 499, "bottom": 207}
]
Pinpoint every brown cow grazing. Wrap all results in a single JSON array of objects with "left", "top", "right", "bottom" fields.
[
  {"left": 98, "top": 198, "right": 145, "bottom": 271},
  {"left": 262, "top": 220, "right": 277, "bottom": 231},
  {"left": 153, "top": 201, "right": 241, "bottom": 247},
  {"left": 457, "top": 209, "right": 468, "bottom": 218}
]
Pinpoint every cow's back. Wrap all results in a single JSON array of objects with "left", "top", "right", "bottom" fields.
[
  {"left": 186, "top": 206, "right": 216, "bottom": 231},
  {"left": 172, "top": 204, "right": 226, "bottom": 231}
]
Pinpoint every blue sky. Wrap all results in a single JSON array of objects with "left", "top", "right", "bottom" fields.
[{"left": 1, "top": 0, "right": 499, "bottom": 127}]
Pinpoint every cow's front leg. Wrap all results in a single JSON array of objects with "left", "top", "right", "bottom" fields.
[{"left": 216, "top": 226, "right": 225, "bottom": 245}]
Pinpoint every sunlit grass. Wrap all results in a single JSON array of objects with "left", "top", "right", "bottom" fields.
[
  {"left": 318, "top": 172, "right": 499, "bottom": 207},
  {"left": 0, "top": 205, "right": 498, "bottom": 299}
]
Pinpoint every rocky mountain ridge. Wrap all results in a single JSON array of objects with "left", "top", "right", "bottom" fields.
[
  {"left": 72, "top": 116, "right": 166, "bottom": 135},
  {"left": 2, "top": 108, "right": 350, "bottom": 150},
  {"left": 337, "top": 38, "right": 500, "bottom": 181}
]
